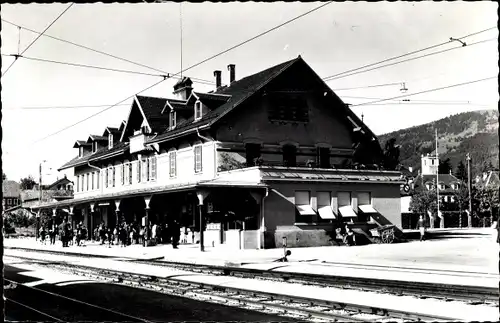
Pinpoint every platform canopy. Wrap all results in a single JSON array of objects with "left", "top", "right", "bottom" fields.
[
  {"left": 296, "top": 205, "right": 316, "bottom": 216},
  {"left": 339, "top": 205, "right": 357, "bottom": 218},
  {"left": 318, "top": 206, "right": 336, "bottom": 219}
]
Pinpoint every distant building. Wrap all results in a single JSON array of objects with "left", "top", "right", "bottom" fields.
[
  {"left": 401, "top": 153, "right": 465, "bottom": 229},
  {"left": 474, "top": 170, "right": 500, "bottom": 190},
  {"left": 22, "top": 176, "right": 74, "bottom": 208},
  {"left": 2, "top": 180, "right": 21, "bottom": 211}
]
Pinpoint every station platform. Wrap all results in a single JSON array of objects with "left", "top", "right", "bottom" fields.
[
  {"left": 4, "top": 248, "right": 498, "bottom": 322},
  {"left": 4, "top": 228, "right": 498, "bottom": 275}
]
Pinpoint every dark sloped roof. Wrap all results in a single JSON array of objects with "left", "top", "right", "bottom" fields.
[
  {"left": 59, "top": 141, "right": 129, "bottom": 170},
  {"left": 2, "top": 180, "right": 20, "bottom": 197},
  {"left": 88, "top": 135, "right": 107, "bottom": 142},
  {"left": 73, "top": 140, "right": 91, "bottom": 148},
  {"left": 102, "top": 127, "right": 120, "bottom": 137},
  {"left": 136, "top": 95, "right": 173, "bottom": 133},
  {"left": 149, "top": 57, "right": 299, "bottom": 143},
  {"left": 47, "top": 176, "right": 73, "bottom": 189},
  {"left": 413, "top": 173, "right": 463, "bottom": 193}
]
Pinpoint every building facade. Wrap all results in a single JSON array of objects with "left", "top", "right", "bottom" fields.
[
  {"left": 33, "top": 57, "right": 403, "bottom": 249},
  {"left": 2, "top": 180, "right": 21, "bottom": 211}
]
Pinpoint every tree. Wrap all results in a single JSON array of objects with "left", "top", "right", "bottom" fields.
[
  {"left": 382, "top": 138, "right": 400, "bottom": 170},
  {"left": 2, "top": 172, "right": 6, "bottom": 180},
  {"left": 452, "top": 184, "right": 470, "bottom": 228},
  {"left": 474, "top": 185, "right": 500, "bottom": 227},
  {"left": 19, "top": 175, "right": 37, "bottom": 190},
  {"left": 409, "top": 189, "right": 437, "bottom": 228},
  {"left": 438, "top": 158, "right": 452, "bottom": 174},
  {"left": 455, "top": 160, "right": 467, "bottom": 182}
]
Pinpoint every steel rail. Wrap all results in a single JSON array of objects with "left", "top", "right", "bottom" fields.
[
  {"left": 6, "top": 246, "right": 497, "bottom": 304},
  {"left": 6, "top": 254, "right": 458, "bottom": 322},
  {"left": 3, "top": 277, "right": 154, "bottom": 323},
  {"left": 5, "top": 297, "right": 64, "bottom": 322}
]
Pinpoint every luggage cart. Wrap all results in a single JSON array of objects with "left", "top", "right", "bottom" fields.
[{"left": 369, "top": 224, "right": 396, "bottom": 244}]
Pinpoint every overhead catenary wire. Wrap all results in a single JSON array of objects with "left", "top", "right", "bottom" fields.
[
  {"left": 0, "top": 17, "right": 216, "bottom": 85},
  {"left": 322, "top": 26, "right": 497, "bottom": 81},
  {"left": 3, "top": 104, "right": 131, "bottom": 110},
  {"left": 12, "top": 3, "right": 335, "bottom": 150},
  {"left": 349, "top": 76, "right": 497, "bottom": 107},
  {"left": 331, "top": 82, "right": 403, "bottom": 91},
  {"left": 175, "top": 1, "right": 335, "bottom": 76},
  {"left": 324, "top": 37, "right": 497, "bottom": 82},
  {"left": 2, "top": 3, "right": 74, "bottom": 77}
]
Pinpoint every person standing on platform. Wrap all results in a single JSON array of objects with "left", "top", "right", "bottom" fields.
[
  {"left": 172, "top": 220, "right": 180, "bottom": 249},
  {"left": 417, "top": 215, "right": 426, "bottom": 241}
]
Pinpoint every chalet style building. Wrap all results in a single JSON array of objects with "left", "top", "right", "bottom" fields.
[
  {"left": 33, "top": 57, "right": 404, "bottom": 249},
  {"left": 2, "top": 180, "right": 21, "bottom": 212}
]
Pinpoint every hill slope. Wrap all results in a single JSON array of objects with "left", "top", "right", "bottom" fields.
[{"left": 378, "top": 110, "right": 499, "bottom": 176}]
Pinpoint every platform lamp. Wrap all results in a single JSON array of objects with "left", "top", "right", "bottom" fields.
[{"left": 35, "top": 209, "right": 40, "bottom": 241}]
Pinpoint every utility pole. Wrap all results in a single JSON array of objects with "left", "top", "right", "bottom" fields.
[
  {"left": 436, "top": 128, "right": 442, "bottom": 228},
  {"left": 466, "top": 153, "right": 472, "bottom": 228},
  {"left": 37, "top": 162, "right": 43, "bottom": 241}
]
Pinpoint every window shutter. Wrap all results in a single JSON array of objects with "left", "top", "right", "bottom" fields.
[
  {"left": 337, "top": 192, "right": 351, "bottom": 207},
  {"left": 121, "top": 164, "right": 125, "bottom": 185},
  {"left": 97, "top": 171, "right": 100, "bottom": 189},
  {"left": 295, "top": 191, "right": 310, "bottom": 205},
  {"left": 129, "top": 163, "right": 133, "bottom": 184},
  {"left": 77, "top": 175, "right": 80, "bottom": 192},
  {"left": 194, "top": 146, "right": 203, "bottom": 173},
  {"left": 147, "top": 158, "right": 151, "bottom": 181},
  {"left": 151, "top": 156, "right": 157, "bottom": 180},
  {"left": 142, "top": 159, "right": 147, "bottom": 182},
  {"left": 112, "top": 167, "right": 116, "bottom": 187}
]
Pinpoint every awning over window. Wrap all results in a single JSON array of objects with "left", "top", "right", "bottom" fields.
[
  {"left": 318, "top": 206, "right": 336, "bottom": 219},
  {"left": 339, "top": 205, "right": 357, "bottom": 218},
  {"left": 358, "top": 205, "right": 378, "bottom": 214},
  {"left": 297, "top": 205, "right": 316, "bottom": 216}
]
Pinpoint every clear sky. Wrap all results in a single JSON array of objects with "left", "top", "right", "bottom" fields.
[{"left": 1, "top": 2, "right": 498, "bottom": 183}]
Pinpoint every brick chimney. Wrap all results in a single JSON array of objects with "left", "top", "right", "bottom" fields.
[
  {"left": 214, "top": 70, "right": 222, "bottom": 89},
  {"left": 227, "top": 64, "right": 235, "bottom": 83}
]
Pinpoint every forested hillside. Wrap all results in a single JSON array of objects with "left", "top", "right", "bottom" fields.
[{"left": 378, "top": 110, "right": 499, "bottom": 176}]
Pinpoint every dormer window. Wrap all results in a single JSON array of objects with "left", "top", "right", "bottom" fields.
[
  {"left": 194, "top": 101, "right": 202, "bottom": 121},
  {"left": 92, "top": 142, "right": 98, "bottom": 153},
  {"left": 79, "top": 147, "right": 83, "bottom": 158},
  {"left": 108, "top": 134, "right": 113, "bottom": 149},
  {"left": 170, "top": 110, "right": 176, "bottom": 129}
]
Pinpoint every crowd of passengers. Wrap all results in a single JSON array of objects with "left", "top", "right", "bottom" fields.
[{"left": 38, "top": 219, "right": 192, "bottom": 249}]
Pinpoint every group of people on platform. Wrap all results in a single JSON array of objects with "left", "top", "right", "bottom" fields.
[{"left": 38, "top": 218, "right": 192, "bottom": 249}]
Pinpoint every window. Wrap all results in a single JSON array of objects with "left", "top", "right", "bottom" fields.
[
  {"left": 169, "top": 151, "right": 177, "bottom": 177},
  {"left": 146, "top": 158, "right": 150, "bottom": 181},
  {"left": 194, "top": 146, "right": 203, "bottom": 173},
  {"left": 91, "top": 172, "right": 95, "bottom": 190},
  {"left": 77, "top": 175, "right": 80, "bottom": 192},
  {"left": 137, "top": 161, "right": 141, "bottom": 183},
  {"left": 245, "top": 143, "right": 261, "bottom": 167},
  {"left": 295, "top": 191, "right": 315, "bottom": 223},
  {"left": 338, "top": 191, "right": 356, "bottom": 222},
  {"left": 150, "top": 156, "right": 157, "bottom": 181},
  {"left": 170, "top": 110, "right": 176, "bottom": 129},
  {"left": 194, "top": 101, "right": 202, "bottom": 120},
  {"left": 317, "top": 191, "right": 335, "bottom": 222},
  {"left": 128, "top": 163, "right": 133, "bottom": 184},
  {"left": 81, "top": 176, "right": 85, "bottom": 191},
  {"left": 96, "top": 171, "right": 100, "bottom": 189},
  {"left": 124, "top": 163, "right": 129, "bottom": 185},
  {"left": 357, "top": 192, "right": 372, "bottom": 222},
  {"left": 92, "top": 142, "right": 97, "bottom": 153},
  {"left": 282, "top": 145, "right": 296, "bottom": 167},
  {"left": 317, "top": 147, "right": 330, "bottom": 168},
  {"left": 105, "top": 169, "right": 109, "bottom": 188},
  {"left": 79, "top": 147, "right": 83, "bottom": 158},
  {"left": 108, "top": 134, "right": 113, "bottom": 149},
  {"left": 142, "top": 159, "right": 148, "bottom": 182},
  {"left": 86, "top": 173, "right": 89, "bottom": 191},
  {"left": 121, "top": 164, "right": 125, "bottom": 185},
  {"left": 268, "top": 95, "right": 309, "bottom": 123},
  {"left": 450, "top": 196, "right": 455, "bottom": 203},
  {"left": 112, "top": 167, "right": 116, "bottom": 187}
]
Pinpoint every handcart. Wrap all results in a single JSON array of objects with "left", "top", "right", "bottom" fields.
[{"left": 369, "top": 224, "right": 396, "bottom": 244}]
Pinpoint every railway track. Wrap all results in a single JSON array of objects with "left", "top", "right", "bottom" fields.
[
  {"left": 5, "top": 246, "right": 496, "bottom": 305},
  {"left": 4, "top": 255, "right": 455, "bottom": 322}
]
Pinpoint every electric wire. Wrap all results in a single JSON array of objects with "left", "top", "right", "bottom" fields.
[
  {"left": 175, "top": 1, "right": 334, "bottom": 76},
  {"left": 2, "top": 4, "right": 74, "bottom": 77},
  {"left": 12, "top": 1, "right": 335, "bottom": 149},
  {"left": 0, "top": 18, "right": 215, "bottom": 85},
  {"left": 4, "top": 104, "right": 131, "bottom": 110},
  {"left": 324, "top": 38, "right": 497, "bottom": 81},
  {"left": 349, "top": 76, "right": 497, "bottom": 107},
  {"left": 31, "top": 78, "right": 168, "bottom": 145},
  {"left": 332, "top": 82, "right": 402, "bottom": 91},
  {"left": 322, "top": 26, "right": 497, "bottom": 81}
]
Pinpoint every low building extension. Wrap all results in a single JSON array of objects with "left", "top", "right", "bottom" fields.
[{"left": 32, "top": 56, "right": 403, "bottom": 249}]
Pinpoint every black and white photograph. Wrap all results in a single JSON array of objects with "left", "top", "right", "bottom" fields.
[{"left": 1, "top": 1, "right": 499, "bottom": 322}]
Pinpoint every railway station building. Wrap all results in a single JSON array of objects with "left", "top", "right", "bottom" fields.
[{"left": 33, "top": 56, "right": 404, "bottom": 249}]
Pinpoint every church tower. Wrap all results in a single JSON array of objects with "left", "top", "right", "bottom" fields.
[{"left": 421, "top": 153, "right": 439, "bottom": 175}]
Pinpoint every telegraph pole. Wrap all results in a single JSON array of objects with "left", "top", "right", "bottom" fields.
[
  {"left": 466, "top": 153, "right": 472, "bottom": 228},
  {"left": 435, "top": 128, "right": 442, "bottom": 228}
]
